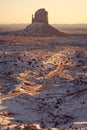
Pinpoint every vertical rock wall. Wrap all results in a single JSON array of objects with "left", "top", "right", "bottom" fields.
[{"left": 32, "top": 8, "right": 48, "bottom": 24}]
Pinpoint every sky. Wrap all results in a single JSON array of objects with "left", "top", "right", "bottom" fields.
[{"left": 0, "top": 0, "right": 87, "bottom": 24}]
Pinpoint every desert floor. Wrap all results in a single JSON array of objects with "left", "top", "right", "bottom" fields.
[{"left": 0, "top": 36, "right": 87, "bottom": 130}]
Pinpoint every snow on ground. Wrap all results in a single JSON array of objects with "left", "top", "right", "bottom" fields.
[{"left": 0, "top": 37, "right": 87, "bottom": 129}]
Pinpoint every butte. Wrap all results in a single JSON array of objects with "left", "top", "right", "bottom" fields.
[
  {"left": 22, "top": 8, "right": 66, "bottom": 36},
  {"left": 0, "top": 8, "right": 66, "bottom": 36}
]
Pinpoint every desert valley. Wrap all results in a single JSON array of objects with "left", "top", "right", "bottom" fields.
[{"left": 0, "top": 8, "right": 87, "bottom": 130}]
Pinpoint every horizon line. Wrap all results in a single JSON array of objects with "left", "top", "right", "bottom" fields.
[{"left": 0, "top": 23, "right": 87, "bottom": 25}]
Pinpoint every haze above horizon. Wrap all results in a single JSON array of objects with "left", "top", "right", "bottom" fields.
[{"left": 0, "top": 0, "right": 87, "bottom": 24}]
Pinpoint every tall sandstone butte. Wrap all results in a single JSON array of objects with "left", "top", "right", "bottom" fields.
[{"left": 24, "top": 8, "right": 66, "bottom": 36}]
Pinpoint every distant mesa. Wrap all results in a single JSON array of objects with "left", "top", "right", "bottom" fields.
[
  {"left": 0, "top": 8, "right": 66, "bottom": 36},
  {"left": 23, "top": 8, "right": 66, "bottom": 36}
]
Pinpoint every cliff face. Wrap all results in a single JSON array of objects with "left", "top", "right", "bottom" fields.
[{"left": 32, "top": 8, "right": 48, "bottom": 24}]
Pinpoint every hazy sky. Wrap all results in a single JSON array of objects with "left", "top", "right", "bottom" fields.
[{"left": 0, "top": 0, "right": 87, "bottom": 24}]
